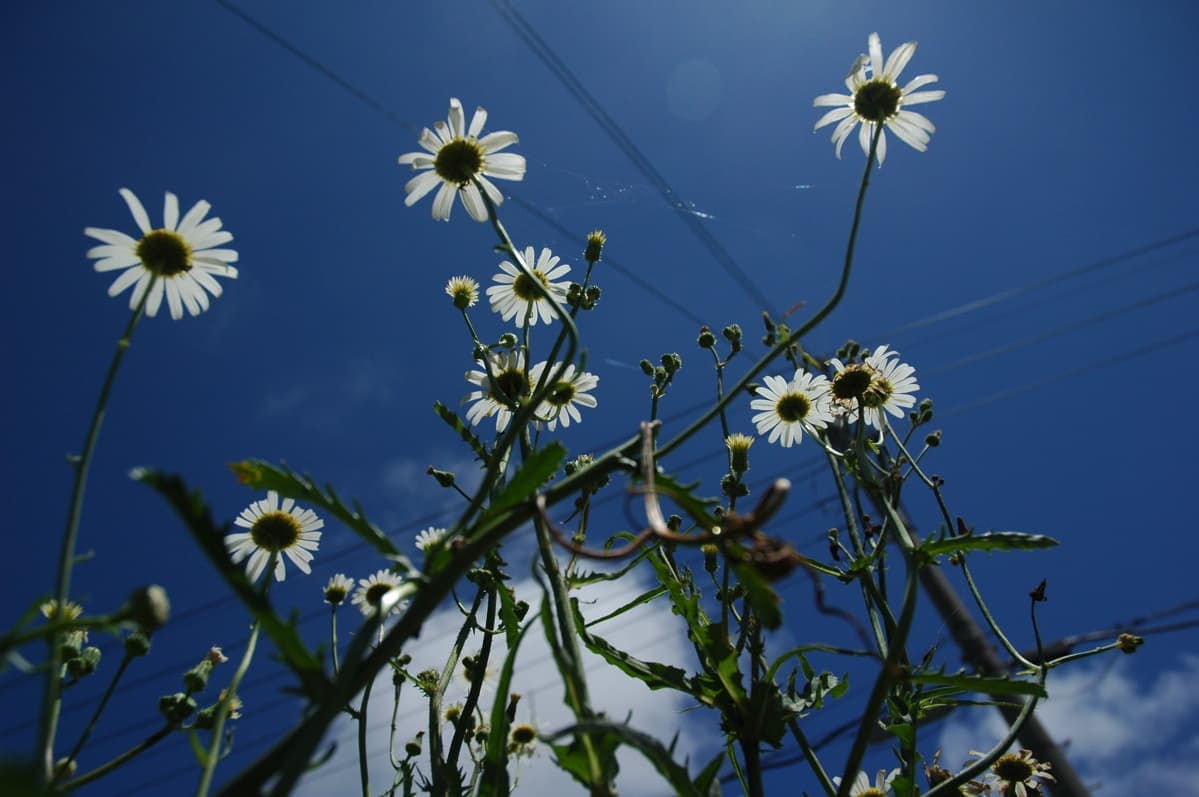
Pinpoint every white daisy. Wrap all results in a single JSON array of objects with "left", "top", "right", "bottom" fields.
[
  {"left": 828, "top": 344, "right": 920, "bottom": 430},
  {"left": 84, "top": 188, "right": 239, "bottom": 320},
  {"left": 813, "top": 33, "right": 945, "bottom": 164},
  {"left": 529, "top": 361, "right": 598, "bottom": 430},
  {"left": 464, "top": 350, "right": 529, "bottom": 433},
  {"left": 445, "top": 275, "right": 480, "bottom": 309},
  {"left": 750, "top": 370, "right": 834, "bottom": 448},
  {"left": 352, "top": 569, "right": 407, "bottom": 617},
  {"left": 323, "top": 573, "right": 354, "bottom": 606},
  {"left": 833, "top": 769, "right": 898, "bottom": 796},
  {"left": 397, "top": 97, "right": 526, "bottom": 222},
  {"left": 485, "top": 247, "right": 571, "bottom": 326},
  {"left": 226, "top": 491, "right": 323, "bottom": 583},
  {"left": 415, "top": 527, "right": 447, "bottom": 553}
]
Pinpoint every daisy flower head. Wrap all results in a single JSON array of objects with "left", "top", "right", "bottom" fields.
[
  {"left": 486, "top": 247, "right": 571, "bottom": 326},
  {"left": 415, "top": 526, "right": 447, "bottom": 553},
  {"left": 813, "top": 33, "right": 945, "bottom": 165},
  {"left": 829, "top": 344, "right": 919, "bottom": 431},
  {"left": 397, "top": 97, "right": 526, "bottom": 222},
  {"left": 464, "top": 350, "right": 529, "bottom": 433},
  {"left": 352, "top": 569, "right": 407, "bottom": 617},
  {"left": 226, "top": 491, "right": 323, "bottom": 583},
  {"left": 750, "top": 370, "right": 834, "bottom": 448},
  {"left": 445, "top": 275, "right": 480, "bottom": 309},
  {"left": 323, "top": 573, "right": 354, "bottom": 606},
  {"left": 529, "top": 361, "right": 598, "bottom": 430},
  {"left": 981, "top": 749, "right": 1055, "bottom": 797},
  {"left": 84, "top": 188, "right": 239, "bottom": 319},
  {"left": 833, "top": 769, "right": 899, "bottom": 796}
]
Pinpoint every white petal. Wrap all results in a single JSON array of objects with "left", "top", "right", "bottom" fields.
[
  {"left": 813, "top": 92, "right": 853, "bottom": 108},
  {"left": 189, "top": 230, "right": 234, "bottom": 250},
  {"left": 163, "top": 192, "right": 179, "bottom": 231},
  {"left": 404, "top": 171, "right": 444, "bottom": 206},
  {"left": 106, "top": 266, "right": 143, "bottom": 297},
  {"left": 447, "top": 98, "right": 465, "bottom": 139},
  {"left": 165, "top": 279, "right": 184, "bottom": 320},
  {"left": 477, "top": 176, "right": 505, "bottom": 207},
  {"left": 898, "top": 110, "right": 936, "bottom": 132},
  {"left": 814, "top": 106, "right": 853, "bottom": 131},
  {"left": 177, "top": 199, "right": 212, "bottom": 235},
  {"left": 901, "top": 90, "right": 945, "bottom": 106},
  {"left": 468, "top": 105, "right": 488, "bottom": 138},
  {"left": 903, "top": 74, "right": 939, "bottom": 93},
  {"left": 883, "top": 41, "right": 917, "bottom": 80},
  {"left": 485, "top": 152, "right": 526, "bottom": 180},
  {"left": 145, "top": 277, "right": 165, "bottom": 317},
  {"left": 868, "top": 33, "right": 884, "bottom": 80},
  {"left": 478, "top": 130, "right": 518, "bottom": 153},
  {"left": 84, "top": 226, "right": 139, "bottom": 248},
  {"left": 460, "top": 182, "right": 488, "bottom": 222},
  {"left": 431, "top": 182, "right": 456, "bottom": 221},
  {"left": 119, "top": 188, "right": 153, "bottom": 235}
]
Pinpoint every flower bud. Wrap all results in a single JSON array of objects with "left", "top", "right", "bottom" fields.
[
  {"left": 124, "top": 632, "right": 152, "bottom": 658},
  {"left": 127, "top": 585, "right": 170, "bottom": 632},
  {"left": 584, "top": 229, "right": 606, "bottom": 264},
  {"left": 159, "top": 692, "right": 197, "bottom": 725},
  {"left": 427, "top": 466, "right": 456, "bottom": 488},
  {"left": 697, "top": 326, "right": 716, "bottom": 349}
]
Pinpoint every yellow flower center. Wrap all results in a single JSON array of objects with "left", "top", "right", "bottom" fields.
[
  {"left": 546, "top": 381, "right": 576, "bottom": 408},
  {"left": 860, "top": 376, "right": 893, "bottom": 409},
  {"left": 434, "top": 138, "right": 485, "bottom": 185},
  {"left": 492, "top": 369, "right": 530, "bottom": 403},
  {"left": 832, "top": 365, "right": 873, "bottom": 401},
  {"left": 512, "top": 270, "right": 550, "bottom": 302},
  {"left": 993, "top": 753, "right": 1035, "bottom": 784},
  {"left": 364, "top": 582, "right": 394, "bottom": 607},
  {"left": 775, "top": 392, "right": 811, "bottom": 423},
  {"left": 249, "top": 511, "right": 301, "bottom": 553},
  {"left": 854, "top": 79, "right": 902, "bottom": 122},
  {"left": 136, "top": 229, "right": 193, "bottom": 276},
  {"left": 859, "top": 789, "right": 885, "bottom": 797}
]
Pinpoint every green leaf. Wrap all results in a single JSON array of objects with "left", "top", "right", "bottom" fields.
[
  {"left": 547, "top": 720, "right": 710, "bottom": 797},
  {"left": 583, "top": 585, "right": 667, "bottom": 627},
  {"left": 132, "top": 468, "right": 329, "bottom": 701},
  {"left": 729, "top": 559, "right": 782, "bottom": 630},
  {"left": 650, "top": 473, "right": 720, "bottom": 528},
  {"left": 571, "top": 599, "right": 697, "bottom": 697},
  {"left": 478, "top": 616, "right": 536, "bottom": 797},
  {"left": 433, "top": 401, "right": 491, "bottom": 464},
  {"left": 228, "top": 460, "right": 410, "bottom": 567},
  {"left": 921, "top": 531, "right": 1059, "bottom": 558},
  {"left": 483, "top": 442, "right": 566, "bottom": 520},
  {"left": 908, "top": 670, "right": 1047, "bottom": 698}
]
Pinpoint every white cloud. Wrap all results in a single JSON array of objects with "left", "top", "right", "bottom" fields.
[
  {"left": 937, "top": 654, "right": 1199, "bottom": 795},
  {"left": 295, "top": 572, "right": 719, "bottom": 796}
]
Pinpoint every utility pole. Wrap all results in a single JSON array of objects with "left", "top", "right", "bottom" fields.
[{"left": 868, "top": 491, "right": 1092, "bottom": 797}]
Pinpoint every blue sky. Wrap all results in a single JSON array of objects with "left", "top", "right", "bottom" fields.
[{"left": 3, "top": 1, "right": 1199, "bottom": 794}]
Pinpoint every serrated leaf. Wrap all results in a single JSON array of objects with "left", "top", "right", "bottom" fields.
[
  {"left": 583, "top": 585, "right": 666, "bottom": 627},
  {"left": 433, "top": 401, "right": 491, "bottom": 464},
  {"left": 228, "top": 459, "right": 408, "bottom": 566},
  {"left": 908, "top": 670, "right": 1047, "bottom": 698},
  {"left": 484, "top": 442, "right": 566, "bottom": 521},
  {"left": 571, "top": 599, "right": 697, "bottom": 697},
  {"left": 650, "top": 473, "right": 720, "bottom": 528},
  {"left": 548, "top": 720, "right": 708, "bottom": 797},
  {"left": 921, "top": 531, "right": 1059, "bottom": 558}
]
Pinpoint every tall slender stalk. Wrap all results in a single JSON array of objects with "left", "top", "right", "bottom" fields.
[{"left": 38, "top": 282, "right": 155, "bottom": 783}]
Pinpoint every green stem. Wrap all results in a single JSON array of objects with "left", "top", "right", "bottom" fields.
[
  {"left": 836, "top": 535, "right": 919, "bottom": 797},
  {"left": 657, "top": 124, "right": 882, "bottom": 460},
  {"left": 62, "top": 723, "right": 173, "bottom": 790},
  {"left": 196, "top": 619, "right": 261, "bottom": 797},
  {"left": 39, "top": 284, "right": 153, "bottom": 782},
  {"left": 787, "top": 719, "right": 836, "bottom": 797},
  {"left": 357, "top": 669, "right": 375, "bottom": 797},
  {"left": 64, "top": 651, "right": 133, "bottom": 766}
]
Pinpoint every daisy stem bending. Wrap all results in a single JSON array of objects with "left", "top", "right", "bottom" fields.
[
  {"left": 657, "top": 124, "right": 883, "bottom": 461},
  {"left": 430, "top": 584, "right": 486, "bottom": 795},
  {"left": 445, "top": 580, "right": 498, "bottom": 773},
  {"left": 38, "top": 277, "right": 156, "bottom": 783},
  {"left": 196, "top": 562, "right": 270, "bottom": 797}
]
